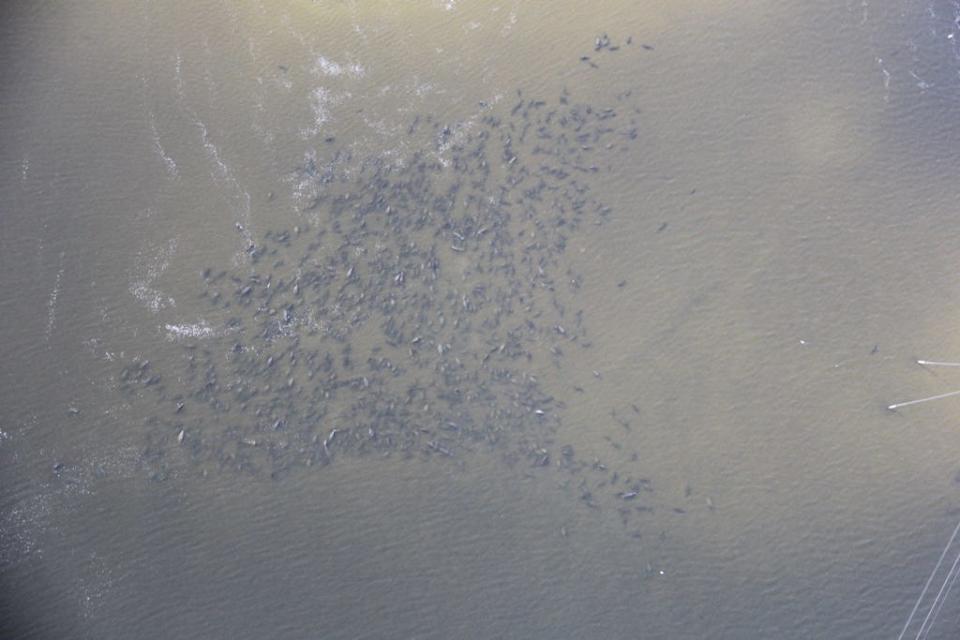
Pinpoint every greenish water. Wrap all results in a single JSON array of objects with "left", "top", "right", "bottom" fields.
[{"left": 4, "top": 2, "right": 960, "bottom": 638}]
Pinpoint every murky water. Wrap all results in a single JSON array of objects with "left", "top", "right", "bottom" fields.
[{"left": 5, "top": 1, "right": 960, "bottom": 638}]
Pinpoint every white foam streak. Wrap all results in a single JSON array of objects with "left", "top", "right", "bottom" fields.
[
  {"left": 165, "top": 320, "right": 216, "bottom": 340},
  {"left": 300, "top": 87, "right": 346, "bottom": 139},
  {"left": 129, "top": 237, "right": 177, "bottom": 313},
  {"left": 148, "top": 110, "right": 179, "bottom": 178},
  {"left": 311, "top": 55, "right": 365, "bottom": 79},
  {"left": 45, "top": 253, "right": 64, "bottom": 342},
  {"left": 193, "top": 117, "right": 254, "bottom": 250}
]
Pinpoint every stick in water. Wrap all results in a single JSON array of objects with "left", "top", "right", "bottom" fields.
[
  {"left": 887, "top": 389, "right": 960, "bottom": 411},
  {"left": 917, "top": 360, "right": 960, "bottom": 367}
]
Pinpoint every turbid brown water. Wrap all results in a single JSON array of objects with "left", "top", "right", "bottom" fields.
[{"left": 5, "top": 1, "right": 960, "bottom": 638}]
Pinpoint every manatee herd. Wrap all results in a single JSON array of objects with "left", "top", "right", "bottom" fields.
[{"left": 117, "top": 81, "right": 684, "bottom": 535}]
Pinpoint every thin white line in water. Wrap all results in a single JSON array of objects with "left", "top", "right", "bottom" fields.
[
  {"left": 914, "top": 548, "right": 960, "bottom": 640},
  {"left": 917, "top": 360, "right": 960, "bottom": 367},
  {"left": 887, "top": 389, "right": 960, "bottom": 411},
  {"left": 917, "top": 550, "right": 960, "bottom": 639},
  {"left": 897, "top": 517, "right": 960, "bottom": 640}
]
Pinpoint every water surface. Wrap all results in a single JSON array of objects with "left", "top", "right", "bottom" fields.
[{"left": 4, "top": 2, "right": 960, "bottom": 638}]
